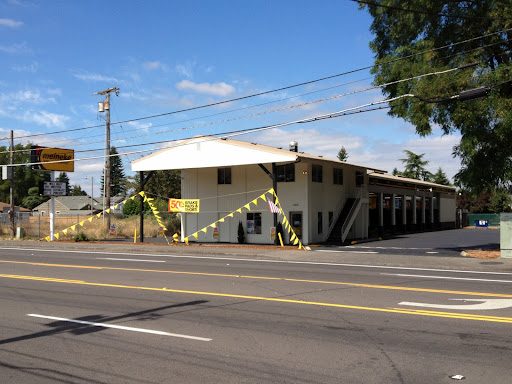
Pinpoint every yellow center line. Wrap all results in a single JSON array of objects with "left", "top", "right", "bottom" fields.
[
  {"left": 1, "top": 259, "right": 511, "bottom": 298},
  {"left": 1, "top": 273, "right": 512, "bottom": 324}
]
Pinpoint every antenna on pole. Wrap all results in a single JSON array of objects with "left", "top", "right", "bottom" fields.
[{"left": 95, "top": 87, "right": 119, "bottom": 235}]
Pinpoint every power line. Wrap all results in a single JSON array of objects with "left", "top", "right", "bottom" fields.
[
  {"left": 4, "top": 93, "right": 453, "bottom": 169},
  {"left": 11, "top": 27, "right": 512, "bottom": 143},
  {"left": 5, "top": 60, "right": 510, "bottom": 157}
]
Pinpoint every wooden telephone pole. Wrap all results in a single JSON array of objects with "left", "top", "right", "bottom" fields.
[{"left": 95, "top": 87, "right": 119, "bottom": 233}]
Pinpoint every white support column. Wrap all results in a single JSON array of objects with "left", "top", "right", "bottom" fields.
[
  {"left": 412, "top": 195, "right": 417, "bottom": 226},
  {"left": 430, "top": 197, "right": 435, "bottom": 226},
  {"left": 50, "top": 171, "right": 55, "bottom": 241},
  {"left": 391, "top": 194, "right": 396, "bottom": 227},
  {"left": 402, "top": 194, "right": 407, "bottom": 228},
  {"left": 379, "top": 193, "right": 384, "bottom": 227},
  {"left": 422, "top": 196, "right": 426, "bottom": 225}
]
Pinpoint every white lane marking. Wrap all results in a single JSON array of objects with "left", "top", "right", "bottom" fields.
[
  {"left": 399, "top": 298, "right": 512, "bottom": 311},
  {"left": 382, "top": 273, "right": 512, "bottom": 283},
  {"left": 426, "top": 252, "right": 439, "bottom": 254},
  {"left": 314, "top": 250, "right": 379, "bottom": 254},
  {"left": 346, "top": 245, "right": 434, "bottom": 250},
  {"left": 98, "top": 258, "right": 166, "bottom": 263},
  {"left": 27, "top": 314, "right": 211, "bottom": 341},
  {"left": 2, "top": 246, "right": 511, "bottom": 276}
]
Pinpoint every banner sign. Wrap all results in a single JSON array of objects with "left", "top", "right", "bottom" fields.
[
  {"left": 31, "top": 146, "right": 74, "bottom": 172},
  {"left": 168, "top": 198, "right": 200, "bottom": 213}
]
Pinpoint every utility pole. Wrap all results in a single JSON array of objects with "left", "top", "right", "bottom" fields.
[
  {"left": 95, "top": 87, "right": 119, "bottom": 234},
  {"left": 9, "top": 130, "right": 15, "bottom": 237}
]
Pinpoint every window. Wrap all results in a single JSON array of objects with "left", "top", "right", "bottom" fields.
[
  {"left": 217, "top": 167, "right": 231, "bottom": 184},
  {"left": 318, "top": 212, "right": 323, "bottom": 234},
  {"left": 247, "top": 212, "right": 262, "bottom": 234},
  {"left": 333, "top": 168, "right": 343, "bottom": 185},
  {"left": 276, "top": 163, "right": 295, "bottom": 182},
  {"left": 312, "top": 165, "right": 323, "bottom": 183},
  {"left": 356, "top": 171, "right": 364, "bottom": 186}
]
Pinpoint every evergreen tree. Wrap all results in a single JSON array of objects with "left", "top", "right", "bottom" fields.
[
  {"left": 0, "top": 143, "right": 50, "bottom": 205},
  {"left": 337, "top": 146, "right": 349, "bottom": 162},
  {"left": 56, "top": 172, "right": 71, "bottom": 195},
  {"left": 22, "top": 186, "right": 48, "bottom": 210},
  {"left": 69, "top": 184, "right": 87, "bottom": 196},
  {"left": 399, "top": 150, "right": 431, "bottom": 181},
  {"left": 431, "top": 167, "right": 452, "bottom": 186},
  {"left": 126, "top": 169, "right": 181, "bottom": 198},
  {"left": 101, "top": 147, "right": 127, "bottom": 197}
]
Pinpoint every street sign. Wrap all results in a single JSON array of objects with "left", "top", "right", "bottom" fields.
[
  {"left": 31, "top": 146, "right": 75, "bottom": 172},
  {"left": 1, "top": 165, "right": 13, "bottom": 180},
  {"left": 42, "top": 181, "right": 67, "bottom": 196}
]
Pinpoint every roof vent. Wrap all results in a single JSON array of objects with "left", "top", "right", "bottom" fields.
[{"left": 289, "top": 141, "right": 298, "bottom": 152}]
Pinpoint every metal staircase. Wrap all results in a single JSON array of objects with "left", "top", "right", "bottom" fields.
[{"left": 326, "top": 190, "right": 363, "bottom": 244}]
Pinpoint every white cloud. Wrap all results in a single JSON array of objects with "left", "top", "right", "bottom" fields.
[
  {"left": 74, "top": 72, "right": 119, "bottom": 83},
  {"left": 21, "top": 110, "right": 69, "bottom": 128},
  {"left": 248, "top": 127, "right": 461, "bottom": 182},
  {"left": 0, "top": 18, "right": 23, "bottom": 27},
  {"left": 0, "top": 42, "right": 31, "bottom": 54},
  {"left": 175, "top": 61, "right": 195, "bottom": 78},
  {"left": 0, "top": 89, "right": 57, "bottom": 108},
  {"left": 127, "top": 121, "right": 153, "bottom": 132},
  {"left": 176, "top": 80, "right": 235, "bottom": 97},
  {"left": 12, "top": 61, "right": 38, "bottom": 72},
  {"left": 143, "top": 61, "right": 168, "bottom": 71}
]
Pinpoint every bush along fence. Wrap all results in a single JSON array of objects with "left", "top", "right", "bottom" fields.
[{"left": 43, "top": 191, "right": 171, "bottom": 243}]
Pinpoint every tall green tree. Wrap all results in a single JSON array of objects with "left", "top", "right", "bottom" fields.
[
  {"left": 56, "top": 172, "right": 71, "bottom": 195},
  {"left": 22, "top": 186, "right": 48, "bottom": 210},
  {"left": 399, "top": 150, "right": 431, "bottom": 180},
  {"left": 360, "top": 0, "right": 512, "bottom": 193},
  {"left": 431, "top": 167, "right": 452, "bottom": 186},
  {"left": 337, "top": 146, "right": 349, "bottom": 162},
  {"left": 0, "top": 143, "right": 50, "bottom": 205},
  {"left": 69, "top": 184, "right": 87, "bottom": 196},
  {"left": 101, "top": 146, "right": 127, "bottom": 197},
  {"left": 126, "top": 170, "right": 181, "bottom": 199}
]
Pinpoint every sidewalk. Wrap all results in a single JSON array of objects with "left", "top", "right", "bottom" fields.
[{"left": 0, "top": 236, "right": 510, "bottom": 273}]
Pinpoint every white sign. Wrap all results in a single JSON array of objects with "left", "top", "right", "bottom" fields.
[
  {"left": 109, "top": 223, "right": 117, "bottom": 237},
  {"left": 43, "top": 181, "right": 67, "bottom": 196}
]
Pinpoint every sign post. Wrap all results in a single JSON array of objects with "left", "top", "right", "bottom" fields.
[
  {"left": 31, "top": 146, "right": 74, "bottom": 241},
  {"left": 50, "top": 172, "right": 55, "bottom": 241}
]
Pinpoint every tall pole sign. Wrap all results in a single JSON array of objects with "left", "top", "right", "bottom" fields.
[{"left": 31, "top": 146, "right": 75, "bottom": 241}]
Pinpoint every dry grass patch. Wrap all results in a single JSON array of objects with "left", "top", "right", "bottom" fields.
[{"left": 463, "top": 249, "right": 501, "bottom": 259}]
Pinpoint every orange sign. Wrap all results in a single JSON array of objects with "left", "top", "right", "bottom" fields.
[
  {"left": 168, "top": 198, "right": 200, "bottom": 213},
  {"left": 31, "top": 146, "right": 74, "bottom": 172}
]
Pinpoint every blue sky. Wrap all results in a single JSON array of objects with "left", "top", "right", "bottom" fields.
[{"left": 0, "top": 0, "right": 461, "bottom": 197}]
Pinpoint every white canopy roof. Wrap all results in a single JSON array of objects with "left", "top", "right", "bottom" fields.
[{"left": 131, "top": 135, "right": 386, "bottom": 172}]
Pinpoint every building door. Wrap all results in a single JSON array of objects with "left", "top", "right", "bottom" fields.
[
  {"left": 290, "top": 211, "right": 303, "bottom": 241},
  {"left": 219, "top": 218, "right": 230, "bottom": 243}
]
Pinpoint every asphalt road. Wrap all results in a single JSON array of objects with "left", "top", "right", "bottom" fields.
[{"left": 0, "top": 230, "right": 511, "bottom": 384}]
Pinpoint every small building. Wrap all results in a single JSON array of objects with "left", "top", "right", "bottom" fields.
[
  {"left": 132, "top": 135, "right": 456, "bottom": 245},
  {"left": 33, "top": 196, "right": 103, "bottom": 216},
  {"left": 0, "top": 202, "right": 31, "bottom": 224}
]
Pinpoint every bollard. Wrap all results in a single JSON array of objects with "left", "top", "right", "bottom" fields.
[
  {"left": 278, "top": 232, "right": 284, "bottom": 247},
  {"left": 134, "top": 229, "right": 137, "bottom": 243},
  {"left": 172, "top": 233, "right": 179, "bottom": 245}
]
